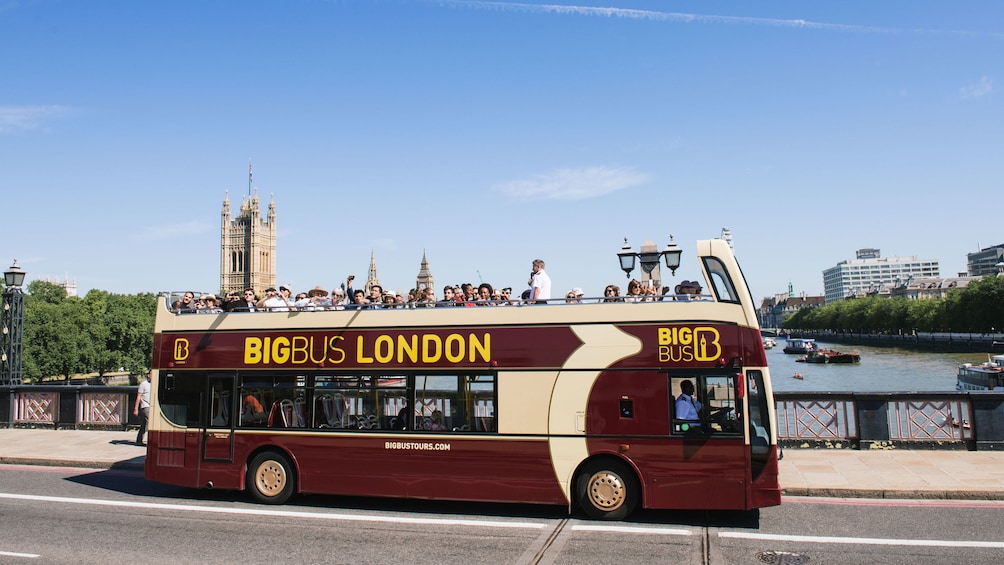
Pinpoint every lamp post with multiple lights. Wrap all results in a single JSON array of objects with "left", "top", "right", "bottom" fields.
[
  {"left": 616, "top": 236, "right": 683, "bottom": 291},
  {"left": 1, "top": 260, "right": 26, "bottom": 385}
]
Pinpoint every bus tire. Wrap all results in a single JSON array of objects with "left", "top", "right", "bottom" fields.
[
  {"left": 576, "top": 459, "right": 639, "bottom": 520},
  {"left": 247, "top": 451, "right": 296, "bottom": 504}
]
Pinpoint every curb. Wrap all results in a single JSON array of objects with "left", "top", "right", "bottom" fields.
[
  {"left": 0, "top": 456, "right": 145, "bottom": 472},
  {"left": 782, "top": 487, "right": 1004, "bottom": 501}
]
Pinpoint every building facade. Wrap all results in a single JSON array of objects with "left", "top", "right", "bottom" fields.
[
  {"left": 967, "top": 244, "right": 1004, "bottom": 277},
  {"left": 220, "top": 191, "right": 276, "bottom": 294},
  {"left": 822, "top": 248, "right": 940, "bottom": 304}
]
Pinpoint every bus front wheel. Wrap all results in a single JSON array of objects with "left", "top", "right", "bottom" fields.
[
  {"left": 247, "top": 451, "right": 296, "bottom": 504},
  {"left": 576, "top": 459, "right": 639, "bottom": 520}
]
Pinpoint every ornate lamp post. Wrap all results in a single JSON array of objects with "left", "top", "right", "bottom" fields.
[
  {"left": 617, "top": 235, "right": 683, "bottom": 289},
  {"left": 2, "top": 260, "right": 26, "bottom": 385}
]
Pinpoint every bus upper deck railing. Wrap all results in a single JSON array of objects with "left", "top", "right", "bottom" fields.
[{"left": 160, "top": 291, "right": 717, "bottom": 313}]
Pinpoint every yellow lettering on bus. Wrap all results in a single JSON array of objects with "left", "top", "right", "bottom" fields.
[
  {"left": 357, "top": 335, "right": 374, "bottom": 364},
  {"left": 245, "top": 337, "right": 262, "bottom": 364},
  {"left": 469, "top": 333, "right": 489, "bottom": 362},
  {"left": 397, "top": 334, "right": 418, "bottom": 364},
  {"left": 374, "top": 335, "right": 394, "bottom": 364},
  {"left": 422, "top": 334, "right": 442, "bottom": 363},
  {"left": 327, "top": 335, "right": 345, "bottom": 364},
  {"left": 658, "top": 326, "right": 721, "bottom": 363},
  {"left": 174, "top": 338, "right": 190, "bottom": 363},
  {"left": 272, "top": 336, "right": 290, "bottom": 364},
  {"left": 445, "top": 334, "right": 463, "bottom": 363}
]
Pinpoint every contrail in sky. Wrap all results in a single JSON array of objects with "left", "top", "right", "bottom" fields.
[{"left": 440, "top": 1, "right": 1003, "bottom": 39}]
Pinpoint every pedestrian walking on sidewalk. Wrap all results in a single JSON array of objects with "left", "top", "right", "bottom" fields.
[{"left": 134, "top": 371, "right": 151, "bottom": 446}]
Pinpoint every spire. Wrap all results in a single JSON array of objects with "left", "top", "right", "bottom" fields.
[{"left": 366, "top": 249, "right": 381, "bottom": 292}]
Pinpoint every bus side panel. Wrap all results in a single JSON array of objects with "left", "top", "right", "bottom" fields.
[
  {"left": 587, "top": 438, "right": 749, "bottom": 510},
  {"left": 146, "top": 429, "right": 201, "bottom": 488},
  {"left": 750, "top": 446, "right": 782, "bottom": 508},
  {"left": 233, "top": 434, "right": 567, "bottom": 505}
]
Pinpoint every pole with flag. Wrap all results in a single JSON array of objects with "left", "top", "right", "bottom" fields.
[{"left": 248, "top": 159, "right": 253, "bottom": 196}]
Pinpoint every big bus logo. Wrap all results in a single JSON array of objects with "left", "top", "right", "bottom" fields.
[
  {"left": 173, "top": 338, "right": 190, "bottom": 364},
  {"left": 657, "top": 326, "right": 721, "bottom": 363}
]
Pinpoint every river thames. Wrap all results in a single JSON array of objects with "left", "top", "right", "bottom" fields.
[{"left": 768, "top": 339, "right": 983, "bottom": 393}]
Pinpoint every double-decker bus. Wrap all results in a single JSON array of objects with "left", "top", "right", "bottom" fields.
[{"left": 146, "top": 239, "right": 779, "bottom": 519}]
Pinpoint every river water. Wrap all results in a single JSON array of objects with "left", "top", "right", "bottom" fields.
[{"left": 767, "top": 339, "right": 983, "bottom": 393}]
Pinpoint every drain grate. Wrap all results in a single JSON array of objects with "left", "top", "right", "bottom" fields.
[{"left": 755, "top": 550, "right": 810, "bottom": 564}]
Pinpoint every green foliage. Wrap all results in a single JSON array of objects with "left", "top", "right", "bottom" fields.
[
  {"left": 781, "top": 278, "right": 1004, "bottom": 333},
  {"left": 22, "top": 286, "right": 156, "bottom": 383}
]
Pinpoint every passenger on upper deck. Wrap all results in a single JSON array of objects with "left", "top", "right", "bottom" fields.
[
  {"left": 329, "top": 287, "right": 347, "bottom": 310},
  {"left": 348, "top": 289, "right": 368, "bottom": 310},
  {"left": 528, "top": 259, "right": 551, "bottom": 304},
  {"left": 625, "top": 280, "right": 644, "bottom": 303},
  {"left": 260, "top": 287, "right": 291, "bottom": 312},
  {"left": 172, "top": 291, "right": 197, "bottom": 314},
  {"left": 602, "top": 284, "right": 621, "bottom": 302},
  {"left": 477, "top": 283, "right": 494, "bottom": 306},
  {"left": 231, "top": 288, "right": 258, "bottom": 312},
  {"left": 674, "top": 280, "right": 703, "bottom": 300}
]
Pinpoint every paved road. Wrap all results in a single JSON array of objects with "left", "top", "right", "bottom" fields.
[{"left": 2, "top": 464, "right": 1003, "bottom": 564}]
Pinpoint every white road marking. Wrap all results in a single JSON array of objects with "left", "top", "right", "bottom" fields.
[
  {"left": 0, "top": 550, "right": 40, "bottom": 558},
  {"left": 0, "top": 492, "right": 545, "bottom": 530},
  {"left": 572, "top": 524, "right": 692, "bottom": 536},
  {"left": 720, "top": 531, "right": 1004, "bottom": 549}
]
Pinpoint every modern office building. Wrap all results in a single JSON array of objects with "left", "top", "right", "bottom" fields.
[
  {"left": 822, "top": 248, "right": 940, "bottom": 304},
  {"left": 967, "top": 244, "right": 1004, "bottom": 277}
]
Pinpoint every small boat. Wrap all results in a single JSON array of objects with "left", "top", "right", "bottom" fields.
[
  {"left": 792, "top": 372, "right": 804, "bottom": 380},
  {"left": 783, "top": 338, "right": 816, "bottom": 354},
  {"left": 762, "top": 337, "right": 777, "bottom": 349},
  {"left": 799, "top": 349, "right": 861, "bottom": 364},
  {"left": 957, "top": 354, "right": 1004, "bottom": 391}
]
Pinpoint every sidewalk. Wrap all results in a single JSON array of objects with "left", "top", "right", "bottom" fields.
[{"left": 2, "top": 428, "right": 1004, "bottom": 500}]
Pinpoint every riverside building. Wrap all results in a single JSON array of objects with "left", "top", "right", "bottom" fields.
[{"left": 823, "top": 248, "right": 940, "bottom": 304}]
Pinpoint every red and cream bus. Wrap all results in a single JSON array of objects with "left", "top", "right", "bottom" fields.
[{"left": 146, "top": 239, "right": 779, "bottom": 519}]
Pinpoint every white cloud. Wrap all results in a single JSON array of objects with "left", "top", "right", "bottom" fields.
[
  {"left": 960, "top": 76, "right": 992, "bottom": 99},
  {"left": 0, "top": 105, "right": 71, "bottom": 133},
  {"left": 493, "top": 166, "right": 649, "bottom": 201},
  {"left": 131, "top": 220, "right": 213, "bottom": 242},
  {"left": 443, "top": 1, "right": 1003, "bottom": 38}
]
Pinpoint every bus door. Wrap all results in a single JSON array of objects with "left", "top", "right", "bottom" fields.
[
  {"left": 202, "top": 373, "right": 236, "bottom": 463},
  {"left": 668, "top": 372, "right": 747, "bottom": 509}
]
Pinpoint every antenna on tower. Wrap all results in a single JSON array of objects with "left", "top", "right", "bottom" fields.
[{"left": 248, "top": 158, "right": 253, "bottom": 197}]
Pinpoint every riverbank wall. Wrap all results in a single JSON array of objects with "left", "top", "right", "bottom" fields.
[{"left": 787, "top": 331, "right": 1004, "bottom": 353}]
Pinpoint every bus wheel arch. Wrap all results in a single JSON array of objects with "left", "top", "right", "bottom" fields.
[
  {"left": 246, "top": 448, "right": 298, "bottom": 505},
  {"left": 574, "top": 456, "right": 641, "bottom": 520}
]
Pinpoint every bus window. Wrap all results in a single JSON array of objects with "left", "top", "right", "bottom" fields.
[
  {"left": 414, "top": 374, "right": 496, "bottom": 433},
  {"left": 703, "top": 257, "right": 740, "bottom": 303},
  {"left": 670, "top": 374, "right": 742, "bottom": 436},
  {"left": 157, "top": 371, "right": 203, "bottom": 428},
  {"left": 746, "top": 370, "right": 772, "bottom": 478}
]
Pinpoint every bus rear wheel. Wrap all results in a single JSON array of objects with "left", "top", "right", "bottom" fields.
[
  {"left": 576, "top": 459, "right": 639, "bottom": 520},
  {"left": 247, "top": 451, "right": 296, "bottom": 504}
]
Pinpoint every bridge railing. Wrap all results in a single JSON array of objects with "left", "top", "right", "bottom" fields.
[
  {"left": 775, "top": 391, "right": 1004, "bottom": 451},
  {"left": 1, "top": 385, "right": 139, "bottom": 430},
  {"left": 3, "top": 386, "right": 1003, "bottom": 450}
]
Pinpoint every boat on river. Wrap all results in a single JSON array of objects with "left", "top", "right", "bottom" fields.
[
  {"left": 957, "top": 354, "right": 1004, "bottom": 391},
  {"left": 783, "top": 338, "right": 816, "bottom": 354},
  {"left": 797, "top": 349, "right": 861, "bottom": 364},
  {"left": 763, "top": 337, "right": 777, "bottom": 349}
]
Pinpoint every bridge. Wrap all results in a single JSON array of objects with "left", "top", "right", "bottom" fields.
[{"left": 3, "top": 385, "right": 1003, "bottom": 451}]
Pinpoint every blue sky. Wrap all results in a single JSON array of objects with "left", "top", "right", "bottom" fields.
[{"left": 2, "top": 1, "right": 1001, "bottom": 301}]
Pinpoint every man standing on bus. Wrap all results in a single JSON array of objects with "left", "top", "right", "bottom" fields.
[
  {"left": 528, "top": 259, "right": 551, "bottom": 304},
  {"left": 134, "top": 371, "right": 151, "bottom": 446}
]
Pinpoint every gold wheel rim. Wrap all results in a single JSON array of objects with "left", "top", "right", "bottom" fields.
[
  {"left": 587, "top": 471, "right": 625, "bottom": 511},
  {"left": 254, "top": 460, "right": 286, "bottom": 497}
]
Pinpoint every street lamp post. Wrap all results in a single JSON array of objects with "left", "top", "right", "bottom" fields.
[
  {"left": 2, "top": 260, "right": 26, "bottom": 386},
  {"left": 617, "top": 236, "right": 683, "bottom": 290}
]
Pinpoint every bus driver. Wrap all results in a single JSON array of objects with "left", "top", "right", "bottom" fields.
[{"left": 675, "top": 380, "right": 702, "bottom": 423}]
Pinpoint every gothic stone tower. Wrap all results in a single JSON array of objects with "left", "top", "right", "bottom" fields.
[
  {"left": 221, "top": 190, "right": 276, "bottom": 294},
  {"left": 415, "top": 250, "right": 434, "bottom": 293}
]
